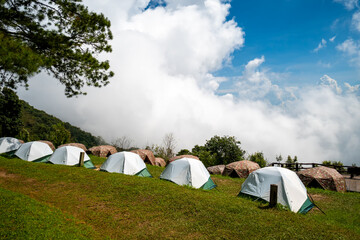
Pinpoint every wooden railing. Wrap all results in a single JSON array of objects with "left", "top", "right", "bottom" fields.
[{"left": 270, "top": 162, "right": 360, "bottom": 178}]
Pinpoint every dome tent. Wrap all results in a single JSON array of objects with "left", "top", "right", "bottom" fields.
[
  {"left": 49, "top": 146, "right": 95, "bottom": 169},
  {"left": 15, "top": 141, "right": 53, "bottom": 162},
  {"left": 160, "top": 157, "right": 216, "bottom": 190},
  {"left": 100, "top": 152, "right": 152, "bottom": 177},
  {"left": 297, "top": 166, "right": 346, "bottom": 192},
  {"left": 155, "top": 157, "right": 166, "bottom": 167},
  {"left": 38, "top": 140, "right": 55, "bottom": 151},
  {"left": 58, "top": 143, "right": 87, "bottom": 151},
  {"left": 207, "top": 165, "right": 225, "bottom": 175},
  {"left": 131, "top": 149, "right": 156, "bottom": 165},
  {"left": 239, "top": 167, "right": 314, "bottom": 214},
  {"left": 0, "top": 137, "right": 22, "bottom": 155},
  {"left": 222, "top": 160, "right": 260, "bottom": 178},
  {"left": 169, "top": 154, "right": 199, "bottom": 162},
  {"left": 88, "top": 145, "right": 117, "bottom": 158}
]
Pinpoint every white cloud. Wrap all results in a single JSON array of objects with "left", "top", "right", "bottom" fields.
[
  {"left": 17, "top": 0, "right": 360, "bottom": 166},
  {"left": 235, "top": 56, "right": 290, "bottom": 103},
  {"left": 334, "top": 0, "right": 359, "bottom": 10},
  {"left": 352, "top": 11, "right": 360, "bottom": 32},
  {"left": 313, "top": 38, "right": 327, "bottom": 52},
  {"left": 329, "top": 36, "right": 336, "bottom": 42},
  {"left": 319, "top": 75, "right": 342, "bottom": 94},
  {"left": 345, "top": 82, "right": 360, "bottom": 93},
  {"left": 337, "top": 38, "right": 358, "bottom": 55},
  {"left": 337, "top": 38, "right": 360, "bottom": 66},
  {"left": 317, "top": 61, "right": 332, "bottom": 68}
]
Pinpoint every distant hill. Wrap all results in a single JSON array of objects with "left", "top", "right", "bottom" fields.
[{"left": 20, "top": 100, "right": 105, "bottom": 148}]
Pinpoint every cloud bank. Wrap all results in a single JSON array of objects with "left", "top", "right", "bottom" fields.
[{"left": 18, "top": 0, "right": 360, "bottom": 165}]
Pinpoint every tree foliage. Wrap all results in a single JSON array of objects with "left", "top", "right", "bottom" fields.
[
  {"left": 0, "top": 0, "right": 114, "bottom": 97},
  {"left": 191, "top": 145, "right": 217, "bottom": 167},
  {"left": 0, "top": 87, "right": 22, "bottom": 136},
  {"left": 176, "top": 149, "right": 191, "bottom": 156},
  {"left": 20, "top": 99, "right": 102, "bottom": 147},
  {"left": 204, "top": 135, "right": 245, "bottom": 165},
  {"left": 189, "top": 135, "right": 245, "bottom": 167},
  {"left": 249, "top": 152, "right": 267, "bottom": 168},
  {"left": 286, "top": 155, "right": 298, "bottom": 164},
  {"left": 47, "top": 123, "right": 71, "bottom": 147},
  {"left": 322, "top": 160, "right": 345, "bottom": 171}
]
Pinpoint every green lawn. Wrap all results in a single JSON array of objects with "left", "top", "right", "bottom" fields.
[{"left": 0, "top": 155, "right": 359, "bottom": 239}]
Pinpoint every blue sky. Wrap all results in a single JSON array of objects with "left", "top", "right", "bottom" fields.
[
  {"left": 19, "top": 0, "right": 360, "bottom": 165},
  {"left": 216, "top": 0, "right": 360, "bottom": 89}
]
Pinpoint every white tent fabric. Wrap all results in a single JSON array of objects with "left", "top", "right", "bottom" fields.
[
  {"left": 49, "top": 146, "right": 90, "bottom": 166},
  {"left": 0, "top": 137, "right": 22, "bottom": 154},
  {"left": 100, "top": 151, "right": 147, "bottom": 175},
  {"left": 15, "top": 141, "right": 53, "bottom": 162},
  {"left": 160, "top": 158, "right": 211, "bottom": 189},
  {"left": 240, "top": 167, "right": 309, "bottom": 213}
]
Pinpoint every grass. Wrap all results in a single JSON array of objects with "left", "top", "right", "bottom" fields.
[
  {"left": 0, "top": 187, "right": 99, "bottom": 239},
  {"left": 87, "top": 154, "right": 106, "bottom": 167},
  {"left": 0, "top": 154, "right": 359, "bottom": 239}
]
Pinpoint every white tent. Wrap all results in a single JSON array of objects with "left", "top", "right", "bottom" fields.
[
  {"left": 100, "top": 151, "right": 152, "bottom": 177},
  {"left": 160, "top": 157, "right": 216, "bottom": 190},
  {"left": 15, "top": 141, "right": 53, "bottom": 162},
  {"left": 0, "top": 137, "right": 22, "bottom": 154},
  {"left": 49, "top": 146, "right": 95, "bottom": 169},
  {"left": 239, "top": 167, "right": 314, "bottom": 213}
]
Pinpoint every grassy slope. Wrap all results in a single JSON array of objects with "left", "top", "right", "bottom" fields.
[
  {"left": 0, "top": 155, "right": 359, "bottom": 239},
  {"left": 0, "top": 187, "right": 99, "bottom": 239}
]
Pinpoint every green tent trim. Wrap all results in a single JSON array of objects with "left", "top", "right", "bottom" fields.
[
  {"left": 200, "top": 177, "right": 217, "bottom": 190},
  {"left": 135, "top": 168, "right": 152, "bottom": 177},
  {"left": 84, "top": 160, "right": 96, "bottom": 169},
  {"left": 298, "top": 197, "right": 315, "bottom": 214},
  {"left": 32, "top": 155, "right": 52, "bottom": 163},
  {"left": 3, "top": 150, "right": 17, "bottom": 157}
]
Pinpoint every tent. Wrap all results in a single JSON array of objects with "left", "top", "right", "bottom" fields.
[
  {"left": 207, "top": 165, "right": 225, "bottom": 175},
  {"left": 0, "top": 137, "right": 22, "bottom": 155},
  {"left": 100, "top": 152, "right": 152, "bottom": 177},
  {"left": 38, "top": 140, "right": 55, "bottom": 151},
  {"left": 131, "top": 149, "right": 156, "bottom": 165},
  {"left": 88, "top": 145, "right": 117, "bottom": 158},
  {"left": 49, "top": 146, "right": 95, "bottom": 169},
  {"left": 155, "top": 157, "right": 166, "bottom": 167},
  {"left": 15, "top": 141, "right": 53, "bottom": 162},
  {"left": 222, "top": 160, "right": 260, "bottom": 178},
  {"left": 58, "top": 143, "right": 87, "bottom": 151},
  {"left": 160, "top": 157, "right": 216, "bottom": 190},
  {"left": 169, "top": 155, "right": 199, "bottom": 162},
  {"left": 297, "top": 166, "right": 346, "bottom": 192},
  {"left": 239, "top": 167, "right": 314, "bottom": 213}
]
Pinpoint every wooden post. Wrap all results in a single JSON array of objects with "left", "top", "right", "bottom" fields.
[
  {"left": 78, "top": 152, "right": 84, "bottom": 167},
  {"left": 296, "top": 163, "right": 299, "bottom": 172},
  {"left": 269, "top": 184, "right": 278, "bottom": 208}
]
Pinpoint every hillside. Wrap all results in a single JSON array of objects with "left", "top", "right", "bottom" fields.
[
  {"left": 20, "top": 100, "right": 104, "bottom": 148},
  {"left": 0, "top": 155, "right": 359, "bottom": 239}
]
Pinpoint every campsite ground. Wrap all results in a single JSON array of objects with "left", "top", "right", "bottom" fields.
[{"left": 0, "top": 155, "right": 359, "bottom": 239}]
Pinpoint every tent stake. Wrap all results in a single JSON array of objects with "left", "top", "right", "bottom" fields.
[{"left": 78, "top": 152, "right": 84, "bottom": 167}]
